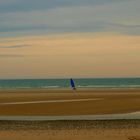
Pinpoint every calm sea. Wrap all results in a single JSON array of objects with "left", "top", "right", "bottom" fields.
[{"left": 0, "top": 78, "right": 140, "bottom": 89}]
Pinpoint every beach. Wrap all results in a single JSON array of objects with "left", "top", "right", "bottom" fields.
[
  {"left": 0, "top": 89, "right": 140, "bottom": 115},
  {"left": 0, "top": 89, "right": 140, "bottom": 140},
  {"left": 0, "top": 120, "right": 140, "bottom": 140}
]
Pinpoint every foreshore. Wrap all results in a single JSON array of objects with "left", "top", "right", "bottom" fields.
[
  {"left": 0, "top": 88, "right": 140, "bottom": 139},
  {"left": 0, "top": 88, "right": 140, "bottom": 116}
]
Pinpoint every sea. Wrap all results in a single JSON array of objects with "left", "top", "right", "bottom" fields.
[{"left": 0, "top": 78, "right": 140, "bottom": 89}]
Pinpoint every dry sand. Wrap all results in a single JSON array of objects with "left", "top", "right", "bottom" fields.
[
  {"left": 0, "top": 120, "right": 140, "bottom": 140},
  {"left": 0, "top": 89, "right": 140, "bottom": 115}
]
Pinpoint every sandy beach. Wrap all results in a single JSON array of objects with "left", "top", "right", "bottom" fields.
[
  {"left": 0, "top": 89, "right": 140, "bottom": 140},
  {"left": 0, "top": 120, "right": 140, "bottom": 140},
  {"left": 0, "top": 89, "right": 140, "bottom": 115}
]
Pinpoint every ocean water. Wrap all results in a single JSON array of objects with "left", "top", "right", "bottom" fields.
[{"left": 0, "top": 78, "right": 140, "bottom": 89}]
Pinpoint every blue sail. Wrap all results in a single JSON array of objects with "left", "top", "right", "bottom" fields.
[{"left": 70, "top": 79, "right": 76, "bottom": 90}]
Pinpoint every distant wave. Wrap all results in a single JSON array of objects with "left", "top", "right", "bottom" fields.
[
  {"left": 0, "top": 78, "right": 140, "bottom": 89},
  {"left": 40, "top": 86, "right": 61, "bottom": 89},
  {"left": 0, "top": 86, "right": 61, "bottom": 89},
  {"left": 0, "top": 85, "right": 140, "bottom": 89},
  {"left": 0, "top": 86, "right": 32, "bottom": 89},
  {"left": 77, "top": 85, "right": 140, "bottom": 88}
]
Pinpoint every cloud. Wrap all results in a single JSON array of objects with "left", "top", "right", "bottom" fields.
[
  {"left": 0, "top": 0, "right": 131, "bottom": 13},
  {"left": 0, "top": 44, "right": 31, "bottom": 48},
  {"left": 106, "top": 22, "right": 140, "bottom": 35},
  {"left": 0, "top": 0, "right": 139, "bottom": 36},
  {"left": 0, "top": 24, "right": 48, "bottom": 32},
  {"left": 108, "top": 21, "right": 140, "bottom": 28},
  {"left": 0, "top": 54, "right": 25, "bottom": 57}
]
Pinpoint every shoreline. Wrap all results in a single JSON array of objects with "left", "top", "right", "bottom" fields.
[
  {"left": 0, "top": 112, "right": 140, "bottom": 121},
  {"left": 1, "top": 87, "right": 140, "bottom": 90}
]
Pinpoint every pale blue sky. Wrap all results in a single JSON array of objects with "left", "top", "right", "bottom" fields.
[{"left": 0, "top": 0, "right": 139, "bottom": 37}]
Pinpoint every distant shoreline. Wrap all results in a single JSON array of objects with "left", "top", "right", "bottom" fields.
[{"left": 0, "top": 87, "right": 140, "bottom": 91}]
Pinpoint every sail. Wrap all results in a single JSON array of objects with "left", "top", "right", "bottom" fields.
[{"left": 70, "top": 79, "right": 76, "bottom": 90}]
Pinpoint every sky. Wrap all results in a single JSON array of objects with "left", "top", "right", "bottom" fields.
[{"left": 0, "top": 0, "right": 140, "bottom": 79}]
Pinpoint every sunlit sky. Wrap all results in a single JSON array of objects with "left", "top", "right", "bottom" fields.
[{"left": 0, "top": 0, "right": 140, "bottom": 79}]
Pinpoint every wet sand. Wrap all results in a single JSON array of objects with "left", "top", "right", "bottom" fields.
[
  {"left": 0, "top": 89, "right": 140, "bottom": 115},
  {"left": 0, "top": 120, "right": 140, "bottom": 140}
]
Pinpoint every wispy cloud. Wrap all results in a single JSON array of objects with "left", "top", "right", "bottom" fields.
[
  {"left": 106, "top": 22, "right": 140, "bottom": 35},
  {"left": 108, "top": 22, "right": 140, "bottom": 28},
  {"left": 0, "top": 0, "right": 139, "bottom": 36},
  {"left": 0, "top": 54, "right": 25, "bottom": 57},
  {"left": 0, "top": 44, "right": 31, "bottom": 48},
  {"left": 0, "top": 0, "right": 131, "bottom": 13}
]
